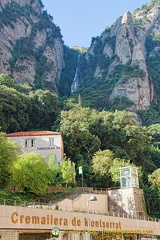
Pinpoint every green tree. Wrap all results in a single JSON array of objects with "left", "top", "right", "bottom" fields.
[
  {"left": 146, "top": 168, "right": 160, "bottom": 218},
  {"left": 11, "top": 152, "right": 49, "bottom": 194},
  {"left": 92, "top": 149, "right": 114, "bottom": 176},
  {"left": 0, "top": 73, "right": 16, "bottom": 88},
  {"left": 61, "top": 158, "right": 75, "bottom": 187},
  {"left": 91, "top": 149, "right": 114, "bottom": 187},
  {"left": 148, "top": 168, "right": 160, "bottom": 191},
  {"left": 0, "top": 132, "right": 19, "bottom": 188},
  {"left": 0, "top": 85, "right": 31, "bottom": 132},
  {"left": 92, "top": 149, "right": 143, "bottom": 188},
  {"left": 149, "top": 145, "right": 160, "bottom": 168},
  {"left": 90, "top": 110, "right": 155, "bottom": 171},
  {"left": 0, "top": 74, "right": 59, "bottom": 132},
  {"left": 29, "top": 89, "right": 59, "bottom": 130},
  {"left": 144, "top": 124, "right": 160, "bottom": 168},
  {"left": 147, "top": 124, "right": 160, "bottom": 147},
  {"left": 47, "top": 153, "right": 62, "bottom": 186},
  {"left": 0, "top": 73, "right": 31, "bottom": 94},
  {"left": 59, "top": 101, "right": 101, "bottom": 165}
]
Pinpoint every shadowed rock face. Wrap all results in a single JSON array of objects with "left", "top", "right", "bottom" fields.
[{"left": 0, "top": 0, "right": 64, "bottom": 94}]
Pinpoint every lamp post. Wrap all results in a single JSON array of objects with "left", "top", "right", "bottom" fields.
[
  {"left": 86, "top": 196, "right": 97, "bottom": 240},
  {"left": 87, "top": 196, "right": 97, "bottom": 213}
]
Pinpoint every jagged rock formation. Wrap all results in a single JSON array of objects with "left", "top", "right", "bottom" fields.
[
  {"left": 110, "top": 11, "right": 151, "bottom": 111},
  {"left": 0, "top": 0, "right": 64, "bottom": 93},
  {"left": 73, "top": 0, "right": 160, "bottom": 111}
]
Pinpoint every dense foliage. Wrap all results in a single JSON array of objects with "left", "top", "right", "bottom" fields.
[
  {"left": 0, "top": 133, "right": 19, "bottom": 188},
  {"left": 92, "top": 150, "right": 143, "bottom": 188},
  {"left": 57, "top": 99, "right": 155, "bottom": 173},
  {"left": 11, "top": 152, "right": 49, "bottom": 194},
  {"left": 0, "top": 85, "right": 31, "bottom": 132},
  {"left": 0, "top": 74, "right": 59, "bottom": 132}
]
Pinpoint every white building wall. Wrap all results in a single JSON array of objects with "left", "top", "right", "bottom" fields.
[{"left": 7, "top": 133, "right": 64, "bottom": 165}]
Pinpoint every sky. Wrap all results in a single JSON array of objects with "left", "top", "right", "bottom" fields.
[{"left": 43, "top": 0, "right": 151, "bottom": 48}]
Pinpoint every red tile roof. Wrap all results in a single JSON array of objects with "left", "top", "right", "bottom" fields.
[{"left": 6, "top": 131, "right": 61, "bottom": 137}]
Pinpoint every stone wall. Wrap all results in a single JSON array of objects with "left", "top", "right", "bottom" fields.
[
  {"left": 0, "top": 230, "right": 19, "bottom": 240},
  {"left": 108, "top": 188, "right": 145, "bottom": 218}
]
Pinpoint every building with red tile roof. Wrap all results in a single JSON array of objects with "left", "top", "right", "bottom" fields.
[{"left": 6, "top": 131, "right": 64, "bottom": 165}]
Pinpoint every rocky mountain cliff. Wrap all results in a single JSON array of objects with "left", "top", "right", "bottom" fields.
[
  {"left": 0, "top": 0, "right": 65, "bottom": 93},
  {"left": 0, "top": 0, "right": 160, "bottom": 112},
  {"left": 72, "top": 0, "right": 160, "bottom": 111}
]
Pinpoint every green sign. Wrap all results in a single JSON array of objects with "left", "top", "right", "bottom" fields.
[{"left": 79, "top": 166, "right": 83, "bottom": 174}]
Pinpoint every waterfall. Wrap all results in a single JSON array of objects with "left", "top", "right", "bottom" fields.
[{"left": 71, "top": 67, "right": 79, "bottom": 93}]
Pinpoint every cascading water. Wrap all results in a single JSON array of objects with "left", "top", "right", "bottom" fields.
[{"left": 71, "top": 67, "right": 79, "bottom": 93}]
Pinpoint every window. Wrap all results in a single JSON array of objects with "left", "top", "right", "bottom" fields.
[
  {"left": 25, "top": 139, "right": 30, "bottom": 147},
  {"left": 49, "top": 138, "right": 54, "bottom": 146},
  {"left": 31, "top": 139, "right": 36, "bottom": 147},
  {"left": 25, "top": 139, "right": 36, "bottom": 147}
]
